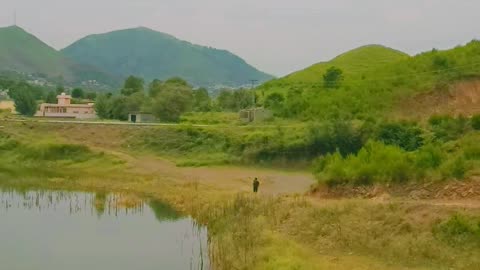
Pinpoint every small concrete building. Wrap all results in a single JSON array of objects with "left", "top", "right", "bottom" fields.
[
  {"left": 239, "top": 107, "right": 273, "bottom": 123},
  {"left": 35, "top": 93, "right": 96, "bottom": 119},
  {"left": 128, "top": 112, "right": 157, "bottom": 123}
]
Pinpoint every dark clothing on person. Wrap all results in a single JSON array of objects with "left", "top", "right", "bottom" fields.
[{"left": 253, "top": 178, "right": 260, "bottom": 193}]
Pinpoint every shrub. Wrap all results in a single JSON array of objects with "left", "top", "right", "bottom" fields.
[
  {"left": 472, "top": 114, "right": 480, "bottom": 130},
  {"left": 415, "top": 144, "right": 444, "bottom": 169},
  {"left": 22, "top": 143, "right": 94, "bottom": 162},
  {"left": 315, "top": 141, "right": 417, "bottom": 186},
  {"left": 434, "top": 214, "right": 480, "bottom": 247},
  {"left": 441, "top": 156, "right": 468, "bottom": 180},
  {"left": 376, "top": 122, "right": 424, "bottom": 151},
  {"left": 0, "top": 132, "right": 19, "bottom": 151},
  {"left": 429, "top": 115, "right": 470, "bottom": 141}
]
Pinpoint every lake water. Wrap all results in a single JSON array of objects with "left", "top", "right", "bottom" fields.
[{"left": 0, "top": 189, "right": 209, "bottom": 270}]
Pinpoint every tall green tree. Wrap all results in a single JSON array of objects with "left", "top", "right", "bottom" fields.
[
  {"left": 12, "top": 88, "right": 37, "bottom": 116},
  {"left": 110, "top": 96, "right": 129, "bottom": 120},
  {"left": 126, "top": 92, "right": 146, "bottom": 112},
  {"left": 216, "top": 89, "right": 235, "bottom": 111},
  {"left": 152, "top": 83, "right": 193, "bottom": 122},
  {"left": 94, "top": 94, "right": 111, "bottom": 119},
  {"left": 121, "top": 76, "right": 144, "bottom": 96},
  {"left": 193, "top": 88, "right": 212, "bottom": 112},
  {"left": 148, "top": 79, "right": 163, "bottom": 98}
]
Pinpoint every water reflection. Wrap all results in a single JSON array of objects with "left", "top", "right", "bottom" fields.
[{"left": 0, "top": 189, "right": 209, "bottom": 270}]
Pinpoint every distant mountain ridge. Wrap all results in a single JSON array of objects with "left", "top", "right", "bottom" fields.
[
  {"left": 0, "top": 25, "right": 120, "bottom": 87},
  {"left": 62, "top": 27, "right": 274, "bottom": 87}
]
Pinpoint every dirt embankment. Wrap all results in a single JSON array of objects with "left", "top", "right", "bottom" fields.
[
  {"left": 313, "top": 177, "right": 480, "bottom": 201},
  {"left": 396, "top": 79, "right": 480, "bottom": 119}
]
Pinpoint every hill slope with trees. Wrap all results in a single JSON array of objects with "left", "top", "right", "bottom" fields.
[
  {"left": 258, "top": 42, "right": 480, "bottom": 120},
  {"left": 0, "top": 26, "right": 120, "bottom": 87},
  {"left": 62, "top": 27, "right": 273, "bottom": 88}
]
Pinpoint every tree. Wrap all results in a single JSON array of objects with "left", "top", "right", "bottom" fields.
[
  {"left": 94, "top": 94, "right": 111, "bottom": 119},
  {"left": 121, "top": 76, "right": 144, "bottom": 96},
  {"left": 216, "top": 89, "right": 235, "bottom": 111},
  {"left": 152, "top": 84, "right": 193, "bottom": 122},
  {"left": 45, "top": 91, "right": 57, "bottom": 103},
  {"left": 193, "top": 88, "right": 212, "bottom": 112},
  {"left": 148, "top": 79, "right": 163, "bottom": 97},
  {"left": 126, "top": 92, "right": 146, "bottom": 112},
  {"left": 71, "top": 88, "right": 85, "bottom": 99},
  {"left": 110, "top": 96, "right": 129, "bottom": 120},
  {"left": 12, "top": 88, "right": 37, "bottom": 116},
  {"left": 165, "top": 77, "right": 189, "bottom": 86},
  {"left": 233, "top": 89, "right": 254, "bottom": 110},
  {"left": 149, "top": 77, "right": 190, "bottom": 98},
  {"left": 323, "top": 66, "right": 344, "bottom": 89}
]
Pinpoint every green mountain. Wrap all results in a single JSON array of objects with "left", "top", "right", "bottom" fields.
[
  {"left": 0, "top": 25, "right": 120, "bottom": 87},
  {"left": 258, "top": 42, "right": 480, "bottom": 120},
  {"left": 62, "top": 27, "right": 273, "bottom": 88}
]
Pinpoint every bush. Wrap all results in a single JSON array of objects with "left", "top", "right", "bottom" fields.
[
  {"left": 22, "top": 143, "right": 94, "bottom": 162},
  {"left": 376, "top": 122, "right": 424, "bottom": 151},
  {"left": 441, "top": 156, "right": 468, "bottom": 180},
  {"left": 307, "top": 120, "right": 364, "bottom": 157},
  {"left": 472, "top": 114, "right": 480, "bottom": 130},
  {"left": 429, "top": 115, "right": 470, "bottom": 141},
  {"left": 415, "top": 144, "right": 444, "bottom": 169},
  {"left": 434, "top": 214, "right": 480, "bottom": 247},
  {"left": 314, "top": 141, "right": 417, "bottom": 186}
]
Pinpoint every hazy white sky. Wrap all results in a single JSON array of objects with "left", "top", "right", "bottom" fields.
[{"left": 1, "top": 0, "right": 479, "bottom": 76}]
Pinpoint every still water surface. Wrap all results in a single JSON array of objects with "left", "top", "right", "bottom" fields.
[{"left": 0, "top": 189, "right": 209, "bottom": 270}]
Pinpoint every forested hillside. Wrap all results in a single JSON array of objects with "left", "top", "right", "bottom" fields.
[
  {"left": 62, "top": 27, "right": 273, "bottom": 88},
  {"left": 0, "top": 26, "right": 119, "bottom": 87}
]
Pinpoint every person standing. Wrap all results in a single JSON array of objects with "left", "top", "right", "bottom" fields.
[{"left": 253, "top": 178, "right": 260, "bottom": 193}]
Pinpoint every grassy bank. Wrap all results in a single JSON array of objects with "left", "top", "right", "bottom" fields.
[{"left": 1, "top": 122, "right": 480, "bottom": 269}]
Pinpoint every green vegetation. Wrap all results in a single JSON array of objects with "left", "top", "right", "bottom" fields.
[
  {"left": 434, "top": 214, "right": 480, "bottom": 248},
  {"left": 2, "top": 121, "right": 480, "bottom": 270},
  {"left": 258, "top": 42, "right": 480, "bottom": 119},
  {"left": 313, "top": 115, "right": 480, "bottom": 186},
  {"left": 0, "top": 26, "right": 119, "bottom": 87},
  {"left": 62, "top": 27, "right": 273, "bottom": 88}
]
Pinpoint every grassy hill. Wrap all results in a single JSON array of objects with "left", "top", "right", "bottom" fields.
[
  {"left": 0, "top": 25, "right": 120, "bottom": 87},
  {"left": 258, "top": 42, "right": 480, "bottom": 120},
  {"left": 62, "top": 27, "right": 274, "bottom": 88},
  {"left": 279, "top": 45, "right": 409, "bottom": 83}
]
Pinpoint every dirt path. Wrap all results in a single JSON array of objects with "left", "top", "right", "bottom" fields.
[
  {"left": 93, "top": 147, "right": 480, "bottom": 210},
  {"left": 106, "top": 150, "right": 315, "bottom": 195}
]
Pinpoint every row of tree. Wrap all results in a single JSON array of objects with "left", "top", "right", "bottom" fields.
[
  {"left": 3, "top": 74, "right": 259, "bottom": 120},
  {"left": 94, "top": 76, "right": 257, "bottom": 122}
]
